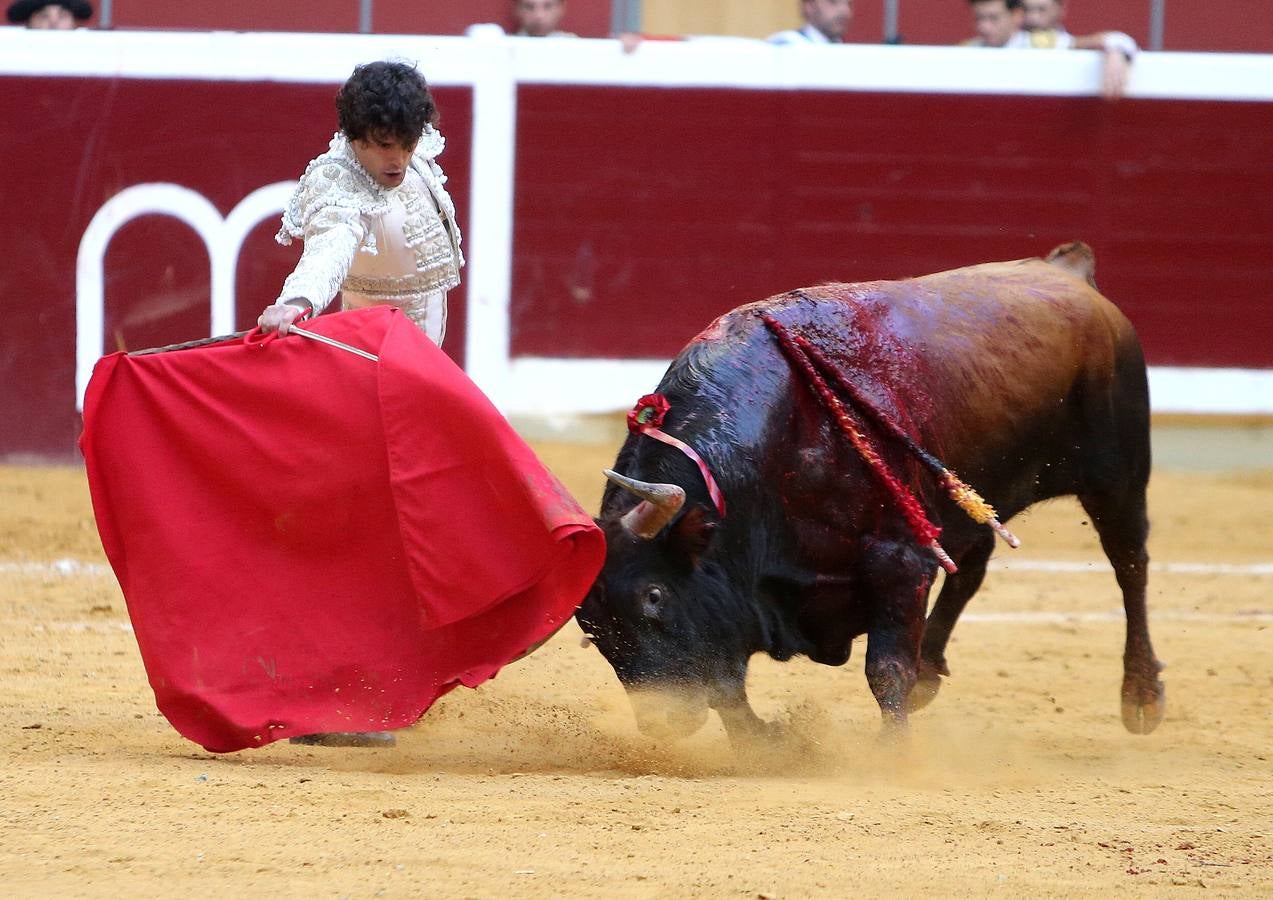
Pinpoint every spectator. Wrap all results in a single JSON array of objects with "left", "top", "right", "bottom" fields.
[
  {"left": 964, "top": 0, "right": 1137, "bottom": 99},
  {"left": 768, "top": 0, "right": 852, "bottom": 46},
  {"left": 6, "top": 0, "right": 91, "bottom": 28},
  {"left": 512, "top": 0, "right": 575, "bottom": 38},
  {"left": 1022, "top": 0, "right": 1136, "bottom": 51},
  {"left": 1022, "top": 0, "right": 1138, "bottom": 98},
  {"left": 963, "top": 0, "right": 1027, "bottom": 48}
]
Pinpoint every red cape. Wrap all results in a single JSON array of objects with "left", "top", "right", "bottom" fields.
[{"left": 80, "top": 307, "right": 604, "bottom": 753}]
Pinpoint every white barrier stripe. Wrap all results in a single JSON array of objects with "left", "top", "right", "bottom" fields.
[
  {"left": 1147, "top": 367, "right": 1273, "bottom": 416},
  {"left": 3, "top": 558, "right": 1273, "bottom": 578},
  {"left": 504, "top": 358, "right": 1273, "bottom": 417},
  {"left": 3, "top": 31, "right": 1273, "bottom": 103},
  {"left": 0, "top": 31, "right": 488, "bottom": 86}
]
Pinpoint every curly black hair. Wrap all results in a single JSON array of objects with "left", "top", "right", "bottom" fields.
[{"left": 336, "top": 61, "right": 438, "bottom": 148}]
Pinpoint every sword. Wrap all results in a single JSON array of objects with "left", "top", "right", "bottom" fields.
[
  {"left": 129, "top": 324, "right": 379, "bottom": 362},
  {"left": 288, "top": 325, "right": 379, "bottom": 362}
]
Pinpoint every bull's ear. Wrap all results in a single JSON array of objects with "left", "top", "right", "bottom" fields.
[{"left": 670, "top": 504, "right": 718, "bottom": 566}]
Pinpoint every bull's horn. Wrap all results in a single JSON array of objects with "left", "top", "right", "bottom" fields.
[
  {"left": 604, "top": 469, "right": 686, "bottom": 539},
  {"left": 604, "top": 469, "right": 686, "bottom": 507}
]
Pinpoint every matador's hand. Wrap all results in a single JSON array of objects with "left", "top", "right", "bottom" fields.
[{"left": 257, "top": 301, "right": 310, "bottom": 336}]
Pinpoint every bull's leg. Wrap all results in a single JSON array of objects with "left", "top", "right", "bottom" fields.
[
  {"left": 1078, "top": 487, "right": 1165, "bottom": 734},
  {"left": 716, "top": 696, "right": 783, "bottom": 747},
  {"left": 911, "top": 529, "right": 996, "bottom": 711},
  {"left": 861, "top": 540, "right": 932, "bottom": 729}
]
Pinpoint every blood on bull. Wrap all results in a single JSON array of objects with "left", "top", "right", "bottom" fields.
[{"left": 577, "top": 243, "right": 1165, "bottom": 747}]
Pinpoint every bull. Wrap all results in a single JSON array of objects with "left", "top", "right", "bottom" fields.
[{"left": 576, "top": 243, "right": 1164, "bottom": 746}]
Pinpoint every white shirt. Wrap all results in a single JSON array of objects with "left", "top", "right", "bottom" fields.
[
  {"left": 768, "top": 24, "right": 839, "bottom": 46},
  {"left": 274, "top": 129, "right": 463, "bottom": 347},
  {"left": 973, "top": 29, "right": 1135, "bottom": 56},
  {"left": 337, "top": 169, "right": 448, "bottom": 345}
]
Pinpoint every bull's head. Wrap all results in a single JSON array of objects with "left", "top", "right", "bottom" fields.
[{"left": 577, "top": 470, "right": 767, "bottom": 745}]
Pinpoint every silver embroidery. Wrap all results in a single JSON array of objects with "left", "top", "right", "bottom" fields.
[
  {"left": 273, "top": 126, "right": 463, "bottom": 324},
  {"left": 342, "top": 272, "right": 446, "bottom": 297}
]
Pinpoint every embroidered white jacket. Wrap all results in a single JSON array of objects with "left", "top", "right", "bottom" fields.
[{"left": 274, "top": 127, "right": 464, "bottom": 344}]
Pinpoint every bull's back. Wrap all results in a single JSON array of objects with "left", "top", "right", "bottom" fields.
[
  {"left": 721, "top": 254, "right": 1145, "bottom": 481},
  {"left": 882, "top": 258, "right": 1139, "bottom": 444}
]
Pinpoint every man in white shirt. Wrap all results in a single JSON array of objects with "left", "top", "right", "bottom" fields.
[
  {"left": 768, "top": 0, "right": 853, "bottom": 46},
  {"left": 964, "top": 0, "right": 1027, "bottom": 48},
  {"left": 1022, "top": 0, "right": 1138, "bottom": 58},
  {"left": 513, "top": 0, "right": 574, "bottom": 37},
  {"left": 964, "top": 0, "right": 1138, "bottom": 99},
  {"left": 6, "top": 0, "right": 91, "bottom": 28}
]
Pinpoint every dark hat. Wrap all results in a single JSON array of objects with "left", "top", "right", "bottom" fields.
[{"left": 7, "top": 0, "right": 93, "bottom": 23}]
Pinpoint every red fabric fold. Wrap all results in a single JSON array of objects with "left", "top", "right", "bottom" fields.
[{"left": 80, "top": 306, "right": 604, "bottom": 753}]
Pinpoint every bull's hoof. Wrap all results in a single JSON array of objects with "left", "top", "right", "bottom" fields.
[
  {"left": 289, "top": 731, "right": 396, "bottom": 748},
  {"left": 876, "top": 714, "right": 909, "bottom": 743},
  {"left": 906, "top": 658, "right": 947, "bottom": 712},
  {"left": 716, "top": 701, "right": 790, "bottom": 763},
  {"left": 1120, "top": 679, "right": 1165, "bottom": 735},
  {"left": 906, "top": 676, "right": 941, "bottom": 712}
]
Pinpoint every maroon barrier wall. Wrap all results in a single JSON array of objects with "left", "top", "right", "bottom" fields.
[
  {"left": 1061, "top": 1, "right": 1152, "bottom": 47},
  {"left": 0, "top": 77, "right": 471, "bottom": 460},
  {"left": 510, "top": 86, "right": 1273, "bottom": 365},
  {"left": 110, "top": 0, "right": 361, "bottom": 32},
  {"left": 1159, "top": 0, "right": 1273, "bottom": 54},
  {"left": 1, "top": 77, "right": 1271, "bottom": 459}
]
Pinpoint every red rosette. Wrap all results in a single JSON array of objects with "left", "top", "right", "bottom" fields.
[{"left": 627, "top": 393, "right": 671, "bottom": 433}]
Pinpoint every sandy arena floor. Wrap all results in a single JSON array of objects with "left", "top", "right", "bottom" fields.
[{"left": 1, "top": 428, "right": 1270, "bottom": 897}]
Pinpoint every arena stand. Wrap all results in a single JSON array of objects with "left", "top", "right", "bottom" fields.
[
  {"left": 1, "top": 28, "right": 1271, "bottom": 460},
  {"left": 49, "top": 0, "right": 1273, "bottom": 53}
]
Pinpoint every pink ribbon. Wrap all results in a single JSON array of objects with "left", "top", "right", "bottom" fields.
[{"left": 627, "top": 394, "right": 727, "bottom": 518}]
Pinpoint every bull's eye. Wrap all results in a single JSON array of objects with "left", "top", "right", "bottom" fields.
[{"left": 641, "top": 586, "right": 665, "bottom": 623}]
